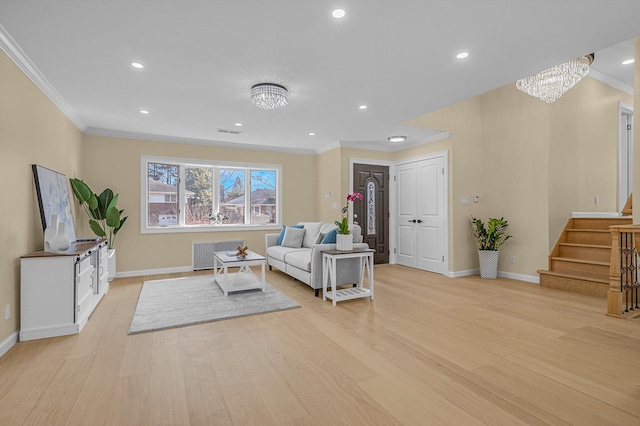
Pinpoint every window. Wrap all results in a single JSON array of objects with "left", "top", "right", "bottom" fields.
[{"left": 142, "top": 156, "right": 281, "bottom": 233}]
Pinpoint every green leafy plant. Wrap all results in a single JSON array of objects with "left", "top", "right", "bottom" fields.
[
  {"left": 69, "top": 178, "right": 127, "bottom": 250},
  {"left": 470, "top": 216, "right": 512, "bottom": 250},
  {"left": 335, "top": 192, "right": 364, "bottom": 235}
]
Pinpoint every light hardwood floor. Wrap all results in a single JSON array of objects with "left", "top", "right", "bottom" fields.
[{"left": 1, "top": 265, "right": 639, "bottom": 425}]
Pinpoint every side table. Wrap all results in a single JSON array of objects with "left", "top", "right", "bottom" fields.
[{"left": 322, "top": 249, "right": 374, "bottom": 306}]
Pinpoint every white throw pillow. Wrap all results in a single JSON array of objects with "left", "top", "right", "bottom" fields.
[{"left": 282, "top": 227, "right": 306, "bottom": 248}]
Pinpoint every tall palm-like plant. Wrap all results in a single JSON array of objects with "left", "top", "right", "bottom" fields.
[
  {"left": 69, "top": 178, "right": 127, "bottom": 249},
  {"left": 470, "top": 216, "right": 512, "bottom": 250}
]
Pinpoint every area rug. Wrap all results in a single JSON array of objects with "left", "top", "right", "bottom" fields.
[{"left": 128, "top": 274, "right": 300, "bottom": 334}]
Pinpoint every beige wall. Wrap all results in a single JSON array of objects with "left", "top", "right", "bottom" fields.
[
  {"left": 0, "top": 50, "right": 83, "bottom": 343},
  {"left": 316, "top": 147, "right": 342, "bottom": 222},
  {"left": 80, "top": 135, "right": 318, "bottom": 273},
  {"left": 480, "top": 85, "right": 550, "bottom": 276},
  {"left": 549, "top": 77, "right": 633, "bottom": 245},
  {"left": 406, "top": 75, "right": 631, "bottom": 277},
  {"left": 405, "top": 97, "right": 484, "bottom": 273}
]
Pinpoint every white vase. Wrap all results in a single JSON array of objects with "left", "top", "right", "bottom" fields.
[
  {"left": 478, "top": 250, "right": 499, "bottom": 279},
  {"left": 45, "top": 215, "right": 70, "bottom": 253},
  {"left": 336, "top": 234, "right": 353, "bottom": 251},
  {"left": 107, "top": 249, "right": 116, "bottom": 282}
]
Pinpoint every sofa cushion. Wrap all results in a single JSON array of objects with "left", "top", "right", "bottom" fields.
[
  {"left": 277, "top": 224, "right": 303, "bottom": 245},
  {"left": 282, "top": 227, "right": 306, "bottom": 248},
  {"left": 314, "top": 232, "right": 325, "bottom": 244},
  {"left": 321, "top": 228, "right": 338, "bottom": 243},
  {"left": 285, "top": 250, "right": 312, "bottom": 272},
  {"left": 267, "top": 245, "right": 306, "bottom": 262},
  {"left": 299, "top": 222, "right": 323, "bottom": 248}
]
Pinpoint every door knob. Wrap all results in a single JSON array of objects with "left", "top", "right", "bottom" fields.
[
  {"left": 417, "top": 220, "right": 423, "bottom": 223},
  {"left": 354, "top": 214, "right": 358, "bottom": 218},
  {"left": 408, "top": 219, "right": 417, "bottom": 223}
]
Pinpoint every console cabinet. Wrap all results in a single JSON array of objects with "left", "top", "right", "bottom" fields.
[{"left": 20, "top": 240, "right": 109, "bottom": 341}]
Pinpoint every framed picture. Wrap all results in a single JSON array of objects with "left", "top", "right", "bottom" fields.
[{"left": 32, "top": 164, "right": 77, "bottom": 243}]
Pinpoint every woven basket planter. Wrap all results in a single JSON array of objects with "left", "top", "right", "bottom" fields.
[{"left": 478, "top": 250, "right": 499, "bottom": 279}]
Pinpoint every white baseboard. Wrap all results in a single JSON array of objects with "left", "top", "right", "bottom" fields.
[
  {"left": 497, "top": 271, "right": 540, "bottom": 284},
  {"left": 0, "top": 331, "right": 19, "bottom": 358},
  {"left": 447, "top": 269, "right": 479, "bottom": 278},
  {"left": 447, "top": 269, "right": 539, "bottom": 284},
  {"left": 117, "top": 265, "right": 540, "bottom": 285},
  {"left": 116, "top": 265, "right": 193, "bottom": 278}
]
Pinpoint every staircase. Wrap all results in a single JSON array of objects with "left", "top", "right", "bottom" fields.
[{"left": 538, "top": 216, "right": 632, "bottom": 298}]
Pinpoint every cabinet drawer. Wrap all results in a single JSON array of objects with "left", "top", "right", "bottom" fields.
[{"left": 77, "top": 257, "right": 94, "bottom": 304}]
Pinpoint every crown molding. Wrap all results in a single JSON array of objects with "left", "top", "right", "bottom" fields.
[
  {"left": 588, "top": 70, "right": 634, "bottom": 96},
  {"left": 0, "top": 23, "right": 86, "bottom": 131},
  {"left": 84, "top": 127, "right": 319, "bottom": 155}
]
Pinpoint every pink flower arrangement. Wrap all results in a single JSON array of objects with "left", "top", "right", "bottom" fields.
[{"left": 335, "top": 192, "right": 364, "bottom": 234}]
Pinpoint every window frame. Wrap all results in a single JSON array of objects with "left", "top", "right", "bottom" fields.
[{"left": 141, "top": 155, "right": 282, "bottom": 234}]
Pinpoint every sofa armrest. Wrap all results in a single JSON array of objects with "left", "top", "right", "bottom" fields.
[{"left": 265, "top": 233, "right": 279, "bottom": 250}]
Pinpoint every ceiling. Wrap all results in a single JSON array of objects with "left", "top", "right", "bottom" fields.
[{"left": 0, "top": 1, "right": 637, "bottom": 154}]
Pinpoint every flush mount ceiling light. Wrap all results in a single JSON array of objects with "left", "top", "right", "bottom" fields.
[
  {"left": 332, "top": 9, "right": 346, "bottom": 18},
  {"left": 251, "top": 83, "right": 288, "bottom": 110},
  {"left": 131, "top": 62, "right": 144, "bottom": 69},
  {"left": 516, "top": 53, "right": 594, "bottom": 103},
  {"left": 622, "top": 58, "right": 635, "bottom": 65},
  {"left": 388, "top": 135, "right": 407, "bottom": 143},
  {"left": 456, "top": 52, "right": 469, "bottom": 59}
]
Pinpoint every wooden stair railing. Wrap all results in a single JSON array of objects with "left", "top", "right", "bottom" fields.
[{"left": 607, "top": 224, "right": 640, "bottom": 317}]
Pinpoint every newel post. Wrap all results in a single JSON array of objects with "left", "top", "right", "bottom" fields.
[{"left": 607, "top": 227, "right": 623, "bottom": 318}]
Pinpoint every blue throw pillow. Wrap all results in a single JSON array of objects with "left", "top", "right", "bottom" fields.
[
  {"left": 321, "top": 229, "right": 338, "bottom": 244},
  {"left": 277, "top": 225, "right": 303, "bottom": 245}
]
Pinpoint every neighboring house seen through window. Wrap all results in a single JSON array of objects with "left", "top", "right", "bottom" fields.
[{"left": 142, "top": 156, "right": 281, "bottom": 232}]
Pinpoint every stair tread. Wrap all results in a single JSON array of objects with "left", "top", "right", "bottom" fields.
[
  {"left": 549, "top": 257, "right": 609, "bottom": 266},
  {"left": 566, "top": 229, "right": 610, "bottom": 233},
  {"left": 558, "top": 242, "right": 610, "bottom": 249},
  {"left": 538, "top": 270, "right": 609, "bottom": 284}
]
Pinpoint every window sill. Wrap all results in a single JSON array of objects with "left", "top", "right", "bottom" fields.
[{"left": 141, "top": 224, "right": 282, "bottom": 234}]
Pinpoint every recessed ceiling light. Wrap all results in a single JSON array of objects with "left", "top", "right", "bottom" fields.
[
  {"left": 332, "top": 9, "right": 346, "bottom": 18},
  {"left": 388, "top": 135, "right": 407, "bottom": 143},
  {"left": 456, "top": 52, "right": 469, "bottom": 59},
  {"left": 359, "top": 105, "right": 367, "bottom": 110},
  {"left": 131, "top": 62, "right": 144, "bottom": 69},
  {"left": 309, "top": 132, "right": 315, "bottom": 136},
  {"left": 622, "top": 58, "right": 635, "bottom": 65},
  {"left": 139, "top": 109, "right": 149, "bottom": 114},
  {"left": 234, "top": 122, "right": 242, "bottom": 127}
]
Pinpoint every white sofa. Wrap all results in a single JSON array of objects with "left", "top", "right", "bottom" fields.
[{"left": 265, "top": 222, "right": 369, "bottom": 296}]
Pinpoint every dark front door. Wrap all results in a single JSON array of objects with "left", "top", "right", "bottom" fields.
[{"left": 353, "top": 163, "right": 389, "bottom": 264}]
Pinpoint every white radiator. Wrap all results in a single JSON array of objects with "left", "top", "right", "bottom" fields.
[{"left": 192, "top": 240, "right": 246, "bottom": 270}]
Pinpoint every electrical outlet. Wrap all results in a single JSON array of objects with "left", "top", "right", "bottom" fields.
[
  {"left": 5, "top": 304, "right": 10, "bottom": 320},
  {"left": 509, "top": 256, "right": 516, "bottom": 264}
]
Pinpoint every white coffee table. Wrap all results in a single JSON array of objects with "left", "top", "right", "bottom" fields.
[{"left": 213, "top": 250, "right": 266, "bottom": 296}]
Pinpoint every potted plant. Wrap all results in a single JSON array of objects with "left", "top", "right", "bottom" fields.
[
  {"left": 470, "top": 216, "right": 512, "bottom": 279},
  {"left": 70, "top": 178, "right": 128, "bottom": 281},
  {"left": 335, "top": 192, "right": 364, "bottom": 251}
]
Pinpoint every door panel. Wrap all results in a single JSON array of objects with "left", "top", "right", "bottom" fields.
[
  {"left": 396, "top": 163, "right": 417, "bottom": 268},
  {"left": 396, "top": 156, "right": 446, "bottom": 274},
  {"left": 353, "top": 164, "right": 389, "bottom": 264}
]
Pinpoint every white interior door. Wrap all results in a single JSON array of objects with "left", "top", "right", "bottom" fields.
[
  {"left": 395, "top": 155, "right": 446, "bottom": 274},
  {"left": 396, "top": 163, "right": 417, "bottom": 267},
  {"left": 416, "top": 157, "right": 446, "bottom": 274}
]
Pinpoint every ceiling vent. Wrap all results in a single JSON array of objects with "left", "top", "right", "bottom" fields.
[{"left": 217, "top": 128, "right": 242, "bottom": 135}]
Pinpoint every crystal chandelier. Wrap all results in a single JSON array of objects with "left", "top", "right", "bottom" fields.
[
  {"left": 516, "top": 54, "right": 594, "bottom": 103},
  {"left": 251, "top": 83, "right": 288, "bottom": 110}
]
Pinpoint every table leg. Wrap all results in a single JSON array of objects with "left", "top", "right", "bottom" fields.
[
  {"left": 322, "top": 254, "right": 328, "bottom": 301},
  {"left": 261, "top": 262, "right": 265, "bottom": 291}
]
